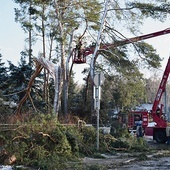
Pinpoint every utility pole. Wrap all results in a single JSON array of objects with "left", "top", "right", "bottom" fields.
[
  {"left": 90, "top": 0, "right": 109, "bottom": 151},
  {"left": 93, "top": 73, "right": 105, "bottom": 151},
  {"left": 90, "top": 0, "right": 109, "bottom": 79}
]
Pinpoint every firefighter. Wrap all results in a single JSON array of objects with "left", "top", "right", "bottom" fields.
[
  {"left": 135, "top": 115, "right": 143, "bottom": 137},
  {"left": 166, "top": 124, "right": 170, "bottom": 145},
  {"left": 136, "top": 124, "right": 143, "bottom": 137}
]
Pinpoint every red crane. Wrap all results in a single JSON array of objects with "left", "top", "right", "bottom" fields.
[
  {"left": 128, "top": 57, "right": 170, "bottom": 143},
  {"left": 152, "top": 57, "right": 170, "bottom": 127},
  {"left": 72, "top": 28, "right": 170, "bottom": 64},
  {"left": 144, "top": 57, "right": 170, "bottom": 143}
]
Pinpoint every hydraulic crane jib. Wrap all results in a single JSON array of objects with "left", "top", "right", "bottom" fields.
[{"left": 72, "top": 28, "right": 170, "bottom": 64}]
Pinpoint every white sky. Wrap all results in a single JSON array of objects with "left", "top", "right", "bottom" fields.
[
  {"left": 0, "top": 1, "right": 25, "bottom": 65},
  {"left": 0, "top": 1, "right": 170, "bottom": 84}
]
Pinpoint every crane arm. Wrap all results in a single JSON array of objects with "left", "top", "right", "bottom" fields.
[
  {"left": 82, "top": 28, "right": 170, "bottom": 57},
  {"left": 152, "top": 57, "right": 170, "bottom": 127},
  {"left": 79, "top": 28, "right": 170, "bottom": 127}
]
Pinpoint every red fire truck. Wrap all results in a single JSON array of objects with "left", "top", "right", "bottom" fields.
[{"left": 128, "top": 57, "right": 170, "bottom": 143}]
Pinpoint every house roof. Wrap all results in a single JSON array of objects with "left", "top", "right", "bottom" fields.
[{"left": 135, "top": 103, "right": 153, "bottom": 111}]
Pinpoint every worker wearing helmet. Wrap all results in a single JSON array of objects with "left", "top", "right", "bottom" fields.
[{"left": 76, "top": 40, "right": 83, "bottom": 59}]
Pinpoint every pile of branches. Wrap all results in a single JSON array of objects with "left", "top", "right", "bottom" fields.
[{"left": 0, "top": 114, "right": 147, "bottom": 169}]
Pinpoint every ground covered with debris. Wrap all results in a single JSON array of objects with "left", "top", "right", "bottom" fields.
[
  {"left": 1, "top": 136, "right": 170, "bottom": 170},
  {"left": 81, "top": 136, "right": 170, "bottom": 170},
  {"left": 1, "top": 122, "right": 170, "bottom": 170}
]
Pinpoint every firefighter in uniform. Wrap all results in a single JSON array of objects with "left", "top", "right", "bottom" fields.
[
  {"left": 135, "top": 115, "right": 143, "bottom": 137},
  {"left": 166, "top": 123, "right": 170, "bottom": 145}
]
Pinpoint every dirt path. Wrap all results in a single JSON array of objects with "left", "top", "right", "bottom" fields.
[
  {"left": 82, "top": 136, "right": 170, "bottom": 169},
  {"left": 118, "top": 156, "right": 170, "bottom": 170}
]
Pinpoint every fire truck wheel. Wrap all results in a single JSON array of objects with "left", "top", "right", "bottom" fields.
[{"left": 155, "top": 130, "right": 167, "bottom": 144}]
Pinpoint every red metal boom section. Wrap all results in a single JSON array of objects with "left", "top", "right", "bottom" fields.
[
  {"left": 83, "top": 28, "right": 170, "bottom": 57},
  {"left": 73, "top": 28, "right": 170, "bottom": 64},
  {"left": 152, "top": 57, "right": 170, "bottom": 127}
]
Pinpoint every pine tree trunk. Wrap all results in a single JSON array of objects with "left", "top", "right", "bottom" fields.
[
  {"left": 54, "top": 2, "right": 68, "bottom": 118},
  {"left": 53, "top": 66, "right": 61, "bottom": 117}
]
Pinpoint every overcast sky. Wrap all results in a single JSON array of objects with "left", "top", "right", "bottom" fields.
[{"left": 0, "top": 1, "right": 25, "bottom": 65}]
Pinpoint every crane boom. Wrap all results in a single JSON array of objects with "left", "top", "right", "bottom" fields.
[
  {"left": 82, "top": 28, "right": 170, "bottom": 57},
  {"left": 152, "top": 57, "right": 170, "bottom": 127}
]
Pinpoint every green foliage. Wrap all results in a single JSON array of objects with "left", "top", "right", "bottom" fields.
[
  {"left": 86, "top": 164, "right": 106, "bottom": 170},
  {"left": 135, "top": 42, "right": 162, "bottom": 68},
  {"left": 11, "top": 0, "right": 168, "bottom": 119},
  {"left": 13, "top": 0, "right": 103, "bottom": 116},
  {"left": 127, "top": 1, "right": 170, "bottom": 22},
  {"left": 6, "top": 56, "right": 33, "bottom": 101},
  {"left": 130, "top": 137, "right": 148, "bottom": 152},
  {"left": 0, "top": 113, "right": 150, "bottom": 169},
  {"left": 79, "top": 126, "right": 97, "bottom": 155},
  {"left": 137, "top": 153, "right": 148, "bottom": 161},
  {"left": 2, "top": 0, "right": 169, "bottom": 166},
  {"left": 66, "top": 129, "right": 79, "bottom": 153},
  {"left": 0, "top": 134, "right": 6, "bottom": 142},
  {"left": 0, "top": 53, "right": 8, "bottom": 91},
  {"left": 2, "top": 54, "right": 50, "bottom": 113},
  {"left": 0, "top": 115, "right": 80, "bottom": 167},
  {"left": 102, "top": 73, "right": 146, "bottom": 111}
]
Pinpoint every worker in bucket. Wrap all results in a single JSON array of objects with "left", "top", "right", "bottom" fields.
[{"left": 76, "top": 39, "right": 83, "bottom": 59}]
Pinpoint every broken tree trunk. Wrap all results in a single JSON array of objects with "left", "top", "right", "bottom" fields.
[
  {"left": 16, "top": 57, "right": 61, "bottom": 118},
  {"left": 16, "top": 63, "right": 43, "bottom": 115}
]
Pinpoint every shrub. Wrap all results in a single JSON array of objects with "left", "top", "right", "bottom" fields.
[{"left": 0, "top": 114, "right": 149, "bottom": 169}]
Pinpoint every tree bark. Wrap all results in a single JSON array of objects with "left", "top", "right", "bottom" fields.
[
  {"left": 53, "top": 66, "right": 61, "bottom": 117},
  {"left": 54, "top": 1, "right": 67, "bottom": 118},
  {"left": 16, "top": 63, "right": 43, "bottom": 115}
]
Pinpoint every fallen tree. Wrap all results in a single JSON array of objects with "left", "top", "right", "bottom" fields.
[{"left": 16, "top": 57, "right": 61, "bottom": 117}]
